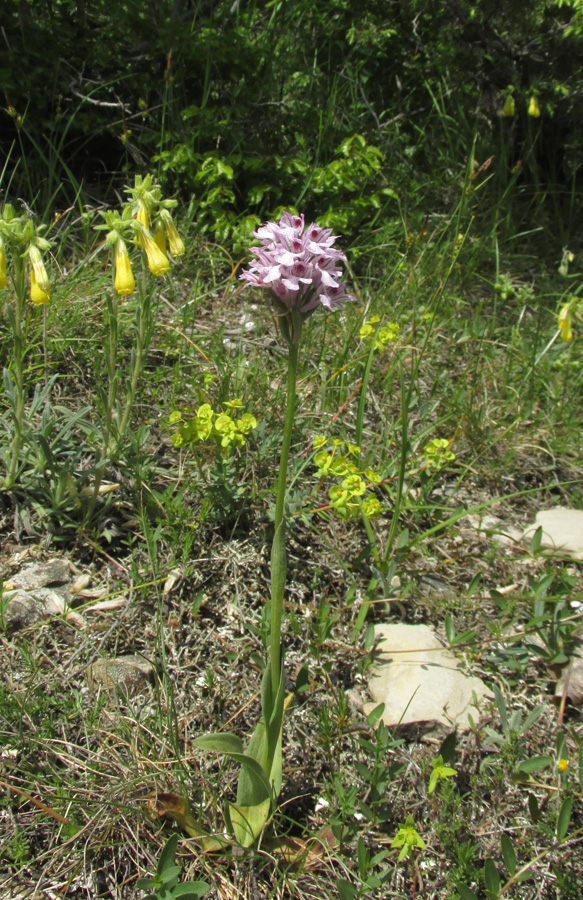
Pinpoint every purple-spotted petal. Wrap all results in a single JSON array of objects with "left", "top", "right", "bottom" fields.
[{"left": 241, "top": 210, "right": 354, "bottom": 319}]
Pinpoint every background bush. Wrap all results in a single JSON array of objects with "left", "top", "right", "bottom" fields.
[{"left": 2, "top": 0, "right": 583, "bottom": 252}]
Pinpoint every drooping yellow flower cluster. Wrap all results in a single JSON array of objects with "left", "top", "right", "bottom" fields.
[
  {"left": 96, "top": 174, "right": 185, "bottom": 297},
  {"left": 0, "top": 205, "right": 52, "bottom": 306},
  {"left": 500, "top": 89, "right": 541, "bottom": 119}
]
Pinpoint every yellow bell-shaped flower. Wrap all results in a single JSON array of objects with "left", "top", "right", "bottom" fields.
[
  {"left": 528, "top": 96, "right": 541, "bottom": 118},
  {"left": 114, "top": 239, "right": 135, "bottom": 296},
  {"left": 28, "top": 244, "right": 50, "bottom": 295},
  {"left": 142, "top": 230, "right": 170, "bottom": 277},
  {"left": 136, "top": 201, "right": 150, "bottom": 230},
  {"left": 0, "top": 240, "right": 7, "bottom": 289},
  {"left": 30, "top": 268, "right": 50, "bottom": 305},
  {"left": 503, "top": 96, "right": 515, "bottom": 117},
  {"left": 154, "top": 221, "right": 166, "bottom": 254},
  {"left": 558, "top": 304, "right": 573, "bottom": 342},
  {"left": 164, "top": 217, "right": 185, "bottom": 258}
]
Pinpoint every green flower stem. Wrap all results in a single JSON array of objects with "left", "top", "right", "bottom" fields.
[
  {"left": 355, "top": 318, "right": 382, "bottom": 460},
  {"left": 102, "top": 292, "right": 119, "bottom": 457},
  {"left": 4, "top": 255, "right": 26, "bottom": 490},
  {"left": 270, "top": 317, "right": 301, "bottom": 696},
  {"left": 87, "top": 287, "right": 118, "bottom": 520},
  {"left": 116, "top": 279, "right": 152, "bottom": 450},
  {"left": 361, "top": 511, "right": 381, "bottom": 569}
]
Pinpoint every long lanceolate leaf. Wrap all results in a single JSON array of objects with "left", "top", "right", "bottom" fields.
[
  {"left": 195, "top": 727, "right": 277, "bottom": 847},
  {"left": 193, "top": 731, "right": 273, "bottom": 803}
]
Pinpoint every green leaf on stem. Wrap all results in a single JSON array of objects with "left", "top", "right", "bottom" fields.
[
  {"left": 227, "top": 797, "right": 272, "bottom": 848},
  {"left": 500, "top": 833, "right": 517, "bottom": 875},
  {"left": 557, "top": 796, "right": 573, "bottom": 842},
  {"left": 484, "top": 857, "right": 500, "bottom": 899},
  {"left": 193, "top": 733, "right": 244, "bottom": 754}
]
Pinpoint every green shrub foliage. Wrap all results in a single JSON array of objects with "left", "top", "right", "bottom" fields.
[{"left": 2, "top": 0, "right": 583, "bottom": 244}]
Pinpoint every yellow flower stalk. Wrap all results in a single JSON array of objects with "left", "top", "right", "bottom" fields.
[
  {"left": 30, "top": 268, "right": 50, "bottom": 305},
  {"left": 558, "top": 304, "right": 573, "bottom": 342},
  {"left": 28, "top": 244, "right": 50, "bottom": 296},
  {"left": 142, "top": 229, "right": 170, "bottom": 276},
  {"left": 0, "top": 239, "right": 7, "bottom": 289},
  {"left": 114, "top": 239, "right": 135, "bottom": 296},
  {"left": 528, "top": 96, "right": 541, "bottom": 118}
]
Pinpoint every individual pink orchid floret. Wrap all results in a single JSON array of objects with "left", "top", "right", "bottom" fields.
[{"left": 240, "top": 211, "right": 355, "bottom": 317}]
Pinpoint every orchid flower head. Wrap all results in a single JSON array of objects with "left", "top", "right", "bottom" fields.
[{"left": 240, "top": 211, "right": 355, "bottom": 324}]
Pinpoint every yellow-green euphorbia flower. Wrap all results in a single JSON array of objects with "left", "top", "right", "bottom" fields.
[
  {"left": 0, "top": 239, "right": 7, "bottom": 289},
  {"left": 528, "top": 96, "right": 541, "bottom": 118},
  {"left": 114, "top": 239, "right": 135, "bottom": 296},
  {"left": 28, "top": 244, "right": 50, "bottom": 296},
  {"left": 558, "top": 304, "right": 573, "bottom": 342},
  {"left": 30, "top": 268, "right": 50, "bottom": 305},
  {"left": 142, "top": 230, "right": 170, "bottom": 277}
]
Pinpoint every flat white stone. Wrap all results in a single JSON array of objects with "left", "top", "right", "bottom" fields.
[
  {"left": 13, "top": 558, "right": 71, "bottom": 591},
  {"left": 364, "top": 623, "right": 493, "bottom": 730},
  {"left": 522, "top": 508, "right": 583, "bottom": 560},
  {"left": 3, "top": 588, "right": 67, "bottom": 628},
  {"left": 464, "top": 514, "right": 522, "bottom": 546}
]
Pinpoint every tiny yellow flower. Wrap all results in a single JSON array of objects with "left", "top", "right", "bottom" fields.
[
  {"left": 364, "top": 468, "right": 382, "bottom": 485},
  {"left": 341, "top": 474, "right": 366, "bottom": 497},
  {"left": 30, "top": 268, "right": 50, "bottom": 305},
  {"left": 28, "top": 244, "right": 50, "bottom": 295},
  {"left": 314, "top": 450, "right": 332, "bottom": 475},
  {"left": 0, "top": 239, "right": 7, "bottom": 289},
  {"left": 114, "top": 239, "right": 135, "bottom": 296},
  {"left": 236, "top": 413, "right": 257, "bottom": 434},
  {"left": 558, "top": 304, "right": 573, "bottom": 342},
  {"left": 329, "top": 485, "right": 350, "bottom": 506},
  {"left": 142, "top": 230, "right": 169, "bottom": 277},
  {"left": 558, "top": 758, "right": 569, "bottom": 773},
  {"left": 361, "top": 496, "right": 382, "bottom": 518},
  {"left": 197, "top": 404, "right": 213, "bottom": 421},
  {"left": 528, "top": 96, "right": 541, "bottom": 118},
  {"left": 503, "top": 96, "right": 515, "bottom": 117},
  {"left": 195, "top": 419, "right": 212, "bottom": 441},
  {"left": 329, "top": 456, "right": 349, "bottom": 476}
]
